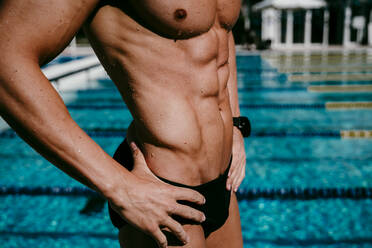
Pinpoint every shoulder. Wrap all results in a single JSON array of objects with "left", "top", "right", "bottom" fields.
[{"left": 0, "top": 0, "right": 99, "bottom": 64}]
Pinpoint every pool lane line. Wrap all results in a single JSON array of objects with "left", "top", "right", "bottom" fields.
[
  {"left": 0, "top": 129, "right": 126, "bottom": 138},
  {"left": 245, "top": 157, "right": 372, "bottom": 163},
  {"left": 1, "top": 185, "right": 372, "bottom": 199},
  {"left": 63, "top": 103, "right": 328, "bottom": 110},
  {"left": 308, "top": 85, "right": 372, "bottom": 93},
  {"left": 3, "top": 230, "right": 371, "bottom": 245},
  {"left": 251, "top": 131, "right": 340, "bottom": 137},
  {"left": 4, "top": 130, "right": 371, "bottom": 138},
  {"left": 279, "top": 65, "right": 372, "bottom": 73},
  {"left": 2, "top": 153, "right": 372, "bottom": 162},
  {"left": 326, "top": 101, "right": 372, "bottom": 110},
  {"left": 66, "top": 103, "right": 340, "bottom": 110},
  {"left": 241, "top": 103, "right": 324, "bottom": 109},
  {"left": 59, "top": 85, "right": 372, "bottom": 94},
  {"left": 289, "top": 80, "right": 372, "bottom": 85},
  {"left": 239, "top": 86, "right": 306, "bottom": 92},
  {"left": 266, "top": 59, "right": 372, "bottom": 67},
  {"left": 62, "top": 86, "right": 308, "bottom": 94},
  {"left": 57, "top": 83, "right": 370, "bottom": 94},
  {"left": 236, "top": 68, "right": 277, "bottom": 73},
  {"left": 0, "top": 230, "right": 117, "bottom": 240},
  {"left": 289, "top": 73, "right": 372, "bottom": 82},
  {"left": 341, "top": 130, "right": 372, "bottom": 139},
  {"left": 264, "top": 55, "right": 372, "bottom": 63},
  {"left": 266, "top": 60, "right": 372, "bottom": 68},
  {"left": 253, "top": 130, "right": 370, "bottom": 139},
  {"left": 262, "top": 53, "right": 372, "bottom": 59}
]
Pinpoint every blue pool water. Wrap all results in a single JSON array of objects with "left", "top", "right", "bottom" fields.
[
  {"left": 41, "top": 55, "right": 87, "bottom": 69},
  {"left": 1, "top": 52, "right": 372, "bottom": 247}
]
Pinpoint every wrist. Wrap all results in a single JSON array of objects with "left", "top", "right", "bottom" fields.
[
  {"left": 98, "top": 163, "right": 134, "bottom": 202},
  {"left": 233, "top": 125, "right": 241, "bottom": 134},
  {"left": 233, "top": 126, "right": 243, "bottom": 140}
]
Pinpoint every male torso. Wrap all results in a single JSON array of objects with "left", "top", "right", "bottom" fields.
[
  {"left": 0, "top": 0, "right": 244, "bottom": 246},
  {"left": 84, "top": 0, "right": 241, "bottom": 185}
]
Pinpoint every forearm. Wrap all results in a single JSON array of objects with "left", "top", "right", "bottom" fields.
[
  {"left": 225, "top": 33, "right": 246, "bottom": 192},
  {"left": 0, "top": 59, "right": 131, "bottom": 198},
  {"left": 227, "top": 32, "right": 240, "bottom": 118}
]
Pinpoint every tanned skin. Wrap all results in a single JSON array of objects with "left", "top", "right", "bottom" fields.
[{"left": 0, "top": 0, "right": 246, "bottom": 247}]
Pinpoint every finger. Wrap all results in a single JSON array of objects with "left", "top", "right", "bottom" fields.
[
  {"left": 129, "top": 142, "right": 161, "bottom": 180},
  {"left": 227, "top": 157, "right": 240, "bottom": 190},
  {"left": 226, "top": 178, "right": 232, "bottom": 191},
  {"left": 170, "top": 204, "right": 205, "bottom": 223},
  {"left": 230, "top": 162, "right": 243, "bottom": 190},
  {"left": 229, "top": 163, "right": 241, "bottom": 185},
  {"left": 151, "top": 228, "right": 168, "bottom": 248},
  {"left": 129, "top": 142, "right": 146, "bottom": 164},
  {"left": 228, "top": 162, "right": 234, "bottom": 177},
  {"left": 173, "top": 187, "right": 205, "bottom": 205},
  {"left": 232, "top": 166, "right": 245, "bottom": 192},
  {"left": 162, "top": 218, "right": 189, "bottom": 245},
  {"left": 226, "top": 168, "right": 235, "bottom": 190}
]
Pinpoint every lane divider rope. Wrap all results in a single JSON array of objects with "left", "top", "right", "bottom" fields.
[
  {"left": 0, "top": 130, "right": 344, "bottom": 138},
  {"left": 60, "top": 102, "right": 372, "bottom": 110},
  {"left": 1, "top": 186, "right": 371, "bottom": 199},
  {"left": 3, "top": 130, "right": 372, "bottom": 138},
  {"left": 308, "top": 85, "right": 372, "bottom": 93},
  {"left": 62, "top": 103, "right": 326, "bottom": 110}
]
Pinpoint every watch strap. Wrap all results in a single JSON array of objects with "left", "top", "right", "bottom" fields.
[{"left": 232, "top": 116, "right": 251, "bottom": 137}]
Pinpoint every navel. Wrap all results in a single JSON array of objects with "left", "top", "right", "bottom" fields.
[{"left": 174, "top": 9, "right": 187, "bottom": 21}]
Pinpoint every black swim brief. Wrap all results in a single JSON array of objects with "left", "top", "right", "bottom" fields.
[{"left": 108, "top": 139, "right": 231, "bottom": 238}]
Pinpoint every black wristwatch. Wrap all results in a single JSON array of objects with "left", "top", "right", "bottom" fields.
[{"left": 233, "top": 116, "right": 251, "bottom": 137}]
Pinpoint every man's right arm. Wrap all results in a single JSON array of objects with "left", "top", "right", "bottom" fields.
[
  {"left": 0, "top": 0, "right": 115, "bottom": 194},
  {"left": 0, "top": 1, "right": 205, "bottom": 247}
]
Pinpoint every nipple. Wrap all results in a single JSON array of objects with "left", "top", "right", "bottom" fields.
[{"left": 174, "top": 9, "right": 187, "bottom": 21}]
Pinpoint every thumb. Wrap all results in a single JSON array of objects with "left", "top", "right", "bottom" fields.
[
  {"left": 129, "top": 142, "right": 160, "bottom": 180},
  {"left": 129, "top": 142, "right": 146, "bottom": 164}
]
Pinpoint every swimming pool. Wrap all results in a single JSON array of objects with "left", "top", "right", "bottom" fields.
[{"left": 1, "top": 50, "right": 371, "bottom": 247}]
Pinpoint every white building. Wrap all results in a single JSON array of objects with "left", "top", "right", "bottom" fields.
[{"left": 252, "top": 0, "right": 372, "bottom": 49}]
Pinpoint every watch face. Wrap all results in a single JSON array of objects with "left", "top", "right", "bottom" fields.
[
  {"left": 240, "top": 117, "right": 251, "bottom": 137},
  {"left": 235, "top": 116, "right": 251, "bottom": 137}
]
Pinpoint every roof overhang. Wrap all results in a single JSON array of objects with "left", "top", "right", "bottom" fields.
[{"left": 253, "top": 0, "right": 326, "bottom": 11}]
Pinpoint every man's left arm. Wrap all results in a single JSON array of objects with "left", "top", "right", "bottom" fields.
[{"left": 226, "top": 32, "right": 246, "bottom": 192}]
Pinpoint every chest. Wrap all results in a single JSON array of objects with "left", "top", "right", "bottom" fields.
[
  {"left": 126, "top": 0, "right": 241, "bottom": 38},
  {"left": 216, "top": 0, "right": 241, "bottom": 30}
]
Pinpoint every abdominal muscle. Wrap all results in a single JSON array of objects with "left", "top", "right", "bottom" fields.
[
  {"left": 127, "top": 69, "right": 233, "bottom": 185},
  {"left": 85, "top": 3, "right": 234, "bottom": 186}
]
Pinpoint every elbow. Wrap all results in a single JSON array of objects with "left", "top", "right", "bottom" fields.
[{"left": 0, "top": 43, "right": 41, "bottom": 72}]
